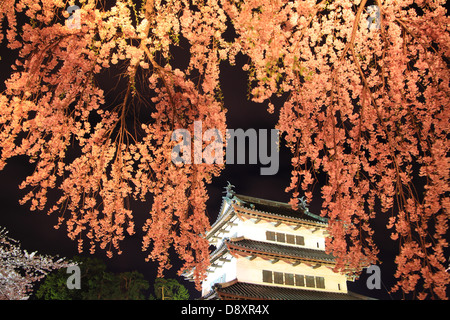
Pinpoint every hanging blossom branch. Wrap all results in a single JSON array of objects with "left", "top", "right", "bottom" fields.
[
  {"left": 0, "top": 0, "right": 448, "bottom": 297},
  {"left": 0, "top": 0, "right": 229, "bottom": 290},
  {"left": 221, "top": 0, "right": 449, "bottom": 299}
]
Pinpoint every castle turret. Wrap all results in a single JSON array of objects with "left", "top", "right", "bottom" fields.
[{"left": 184, "top": 183, "right": 372, "bottom": 300}]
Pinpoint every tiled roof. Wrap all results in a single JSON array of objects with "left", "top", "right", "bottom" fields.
[
  {"left": 233, "top": 194, "right": 327, "bottom": 225},
  {"left": 213, "top": 281, "right": 371, "bottom": 300},
  {"left": 226, "top": 238, "right": 335, "bottom": 263}
]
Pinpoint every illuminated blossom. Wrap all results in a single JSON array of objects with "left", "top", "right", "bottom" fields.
[
  {"left": 0, "top": 227, "right": 72, "bottom": 300},
  {"left": 0, "top": 0, "right": 448, "bottom": 297}
]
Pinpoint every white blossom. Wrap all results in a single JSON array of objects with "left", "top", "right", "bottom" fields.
[{"left": 0, "top": 227, "right": 73, "bottom": 300}]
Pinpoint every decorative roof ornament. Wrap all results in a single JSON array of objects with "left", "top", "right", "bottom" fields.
[
  {"left": 298, "top": 196, "right": 310, "bottom": 214},
  {"left": 223, "top": 181, "right": 235, "bottom": 199},
  {"left": 297, "top": 196, "right": 328, "bottom": 223}
]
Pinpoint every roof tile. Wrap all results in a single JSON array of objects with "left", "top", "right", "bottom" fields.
[
  {"left": 215, "top": 281, "right": 370, "bottom": 300},
  {"left": 227, "top": 238, "right": 335, "bottom": 262}
]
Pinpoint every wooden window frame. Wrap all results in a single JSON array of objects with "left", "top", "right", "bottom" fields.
[
  {"left": 262, "top": 270, "right": 273, "bottom": 283},
  {"left": 274, "top": 272, "right": 284, "bottom": 284},
  {"left": 316, "top": 276, "right": 325, "bottom": 289},
  {"left": 276, "top": 232, "right": 286, "bottom": 243},
  {"left": 305, "top": 275, "right": 315, "bottom": 288},
  {"left": 295, "top": 235, "right": 305, "bottom": 246},
  {"left": 286, "top": 234, "right": 295, "bottom": 244},
  {"left": 295, "top": 274, "right": 305, "bottom": 287},
  {"left": 266, "top": 231, "right": 276, "bottom": 241},
  {"left": 285, "top": 273, "right": 295, "bottom": 286}
]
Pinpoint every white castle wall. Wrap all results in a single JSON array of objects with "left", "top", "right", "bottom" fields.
[{"left": 201, "top": 210, "right": 348, "bottom": 297}]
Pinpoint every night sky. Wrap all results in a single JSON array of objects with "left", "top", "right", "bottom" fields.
[{"left": 1, "top": 4, "right": 443, "bottom": 302}]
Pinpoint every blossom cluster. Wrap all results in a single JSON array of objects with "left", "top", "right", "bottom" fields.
[
  {"left": 0, "top": 227, "right": 72, "bottom": 300},
  {"left": 0, "top": 0, "right": 448, "bottom": 297},
  {"left": 223, "top": 0, "right": 449, "bottom": 298}
]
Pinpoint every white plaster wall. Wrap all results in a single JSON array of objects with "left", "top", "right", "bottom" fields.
[
  {"left": 202, "top": 257, "right": 237, "bottom": 296},
  {"left": 234, "top": 218, "right": 327, "bottom": 251},
  {"left": 203, "top": 209, "right": 349, "bottom": 297}
]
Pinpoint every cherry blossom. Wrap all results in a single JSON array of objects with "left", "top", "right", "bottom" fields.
[
  {"left": 0, "top": 0, "right": 448, "bottom": 297},
  {"left": 0, "top": 226, "right": 72, "bottom": 300}
]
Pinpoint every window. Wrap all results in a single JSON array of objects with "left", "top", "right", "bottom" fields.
[
  {"left": 305, "top": 275, "right": 315, "bottom": 288},
  {"left": 316, "top": 277, "right": 325, "bottom": 289},
  {"left": 266, "top": 231, "right": 276, "bottom": 241},
  {"left": 276, "top": 232, "right": 286, "bottom": 243},
  {"left": 295, "top": 274, "right": 305, "bottom": 287},
  {"left": 286, "top": 234, "right": 295, "bottom": 244},
  {"left": 285, "top": 273, "right": 295, "bottom": 286},
  {"left": 295, "top": 235, "right": 305, "bottom": 245},
  {"left": 263, "top": 270, "right": 325, "bottom": 289},
  {"left": 274, "top": 272, "right": 284, "bottom": 284},
  {"left": 266, "top": 231, "right": 305, "bottom": 247},
  {"left": 262, "top": 270, "right": 273, "bottom": 283}
]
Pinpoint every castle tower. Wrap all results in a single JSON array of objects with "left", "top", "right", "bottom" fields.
[{"left": 184, "top": 183, "right": 372, "bottom": 300}]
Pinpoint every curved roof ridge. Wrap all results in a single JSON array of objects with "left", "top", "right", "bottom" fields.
[{"left": 231, "top": 194, "right": 327, "bottom": 225}]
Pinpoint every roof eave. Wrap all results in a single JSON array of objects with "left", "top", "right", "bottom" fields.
[{"left": 225, "top": 240, "right": 336, "bottom": 267}]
